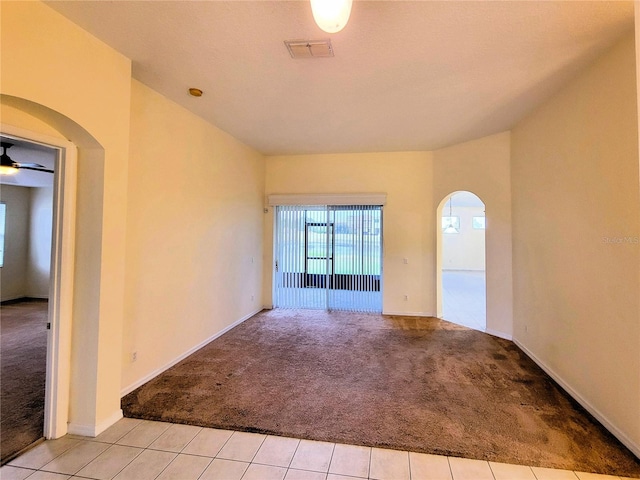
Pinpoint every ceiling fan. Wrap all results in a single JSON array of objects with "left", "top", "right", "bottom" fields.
[{"left": 0, "top": 141, "right": 54, "bottom": 175}]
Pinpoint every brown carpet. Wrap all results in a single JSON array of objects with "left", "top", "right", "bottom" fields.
[
  {"left": 122, "top": 309, "right": 640, "bottom": 477},
  {"left": 1, "top": 299, "right": 48, "bottom": 464}
]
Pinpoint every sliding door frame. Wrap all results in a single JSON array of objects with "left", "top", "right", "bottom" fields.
[{"left": 272, "top": 202, "right": 384, "bottom": 312}]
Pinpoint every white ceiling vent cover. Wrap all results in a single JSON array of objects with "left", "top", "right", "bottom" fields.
[{"left": 285, "top": 40, "right": 334, "bottom": 58}]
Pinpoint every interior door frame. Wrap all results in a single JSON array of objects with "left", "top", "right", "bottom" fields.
[{"left": 1, "top": 124, "right": 77, "bottom": 440}]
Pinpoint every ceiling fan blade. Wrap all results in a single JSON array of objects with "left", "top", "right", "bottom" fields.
[
  {"left": 16, "top": 165, "right": 54, "bottom": 174},
  {"left": 16, "top": 162, "right": 46, "bottom": 168}
]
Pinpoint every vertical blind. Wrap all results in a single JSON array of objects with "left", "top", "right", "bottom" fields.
[{"left": 274, "top": 205, "right": 382, "bottom": 313}]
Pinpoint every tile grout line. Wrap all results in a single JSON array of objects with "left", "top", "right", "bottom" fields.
[
  {"left": 88, "top": 442, "right": 144, "bottom": 480},
  {"left": 322, "top": 442, "right": 337, "bottom": 479},
  {"left": 446, "top": 456, "right": 454, "bottom": 480}
]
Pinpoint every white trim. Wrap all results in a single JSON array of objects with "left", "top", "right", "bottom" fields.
[
  {"left": 268, "top": 193, "right": 387, "bottom": 206},
  {"left": 514, "top": 338, "right": 640, "bottom": 458},
  {"left": 1, "top": 124, "right": 77, "bottom": 440},
  {"left": 383, "top": 311, "right": 434, "bottom": 317},
  {"left": 485, "top": 328, "right": 512, "bottom": 340},
  {"left": 120, "top": 308, "right": 262, "bottom": 396},
  {"left": 68, "top": 409, "right": 123, "bottom": 438}
]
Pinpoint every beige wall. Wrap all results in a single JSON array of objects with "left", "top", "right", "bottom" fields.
[
  {"left": 511, "top": 33, "right": 640, "bottom": 453},
  {"left": 432, "top": 132, "right": 513, "bottom": 337},
  {"left": 122, "top": 80, "right": 265, "bottom": 392},
  {"left": 265, "top": 143, "right": 513, "bottom": 337},
  {"left": 265, "top": 152, "right": 435, "bottom": 316},
  {"left": 1, "top": 1, "right": 131, "bottom": 433},
  {"left": 0, "top": 185, "right": 30, "bottom": 301}
]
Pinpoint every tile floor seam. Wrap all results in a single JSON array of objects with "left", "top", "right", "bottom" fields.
[
  {"left": 286, "top": 437, "right": 303, "bottom": 470},
  {"left": 327, "top": 443, "right": 337, "bottom": 477},
  {"left": 487, "top": 461, "right": 498, "bottom": 480},
  {"left": 250, "top": 434, "right": 268, "bottom": 464},
  {"left": 108, "top": 445, "right": 145, "bottom": 480},
  {"left": 175, "top": 427, "right": 204, "bottom": 456},
  {"left": 446, "top": 456, "right": 455, "bottom": 480}
]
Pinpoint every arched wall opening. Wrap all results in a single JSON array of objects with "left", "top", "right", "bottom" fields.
[
  {"left": 436, "top": 191, "right": 486, "bottom": 332},
  {"left": 1, "top": 94, "right": 108, "bottom": 439}
]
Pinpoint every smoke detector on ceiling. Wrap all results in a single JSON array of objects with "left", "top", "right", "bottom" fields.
[{"left": 285, "top": 40, "right": 334, "bottom": 59}]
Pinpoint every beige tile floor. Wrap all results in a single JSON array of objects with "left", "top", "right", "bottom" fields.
[{"left": 2, "top": 418, "right": 636, "bottom": 480}]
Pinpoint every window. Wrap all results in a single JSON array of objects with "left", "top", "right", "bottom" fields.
[
  {"left": 472, "top": 216, "right": 486, "bottom": 229},
  {"left": 274, "top": 205, "right": 382, "bottom": 312},
  {"left": 0, "top": 203, "right": 6, "bottom": 267},
  {"left": 442, "top": 216, "right": 460, "bottom": 233}
]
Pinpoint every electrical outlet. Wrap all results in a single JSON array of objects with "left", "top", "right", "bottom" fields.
[
  {"left": 251, "top": 295, "right": 254, "bottom": 301},
  {"left": 131, "top": 351, "right": 137, "bottom": 362},
  {"left": 403, "top": 295, "right": 408, "bottom": 301}
]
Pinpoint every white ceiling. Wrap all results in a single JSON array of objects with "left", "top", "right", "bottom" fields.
[
  {"left": 0, "top": 138, "right": 56, "bottom": 188},
  {"left": 45, "top": 1, "right": 635, "bottom": 156}
]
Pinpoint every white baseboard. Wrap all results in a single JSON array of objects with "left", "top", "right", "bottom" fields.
[
  {"left": 383, "top": 311, "right": 434, "bottom": 317},
  {"left": 120, "top": 308, "right": 262, "bottom": 397},
  {"left": 514, "top": 338, "right": 640, "bottom": 459},
  {"left": 68, "top": 409, "right": 123, "bottom": 437},
  {"left": 485, "top": 328, "right": 512, "bottom": 340}
]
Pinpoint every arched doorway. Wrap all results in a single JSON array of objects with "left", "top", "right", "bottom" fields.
[
  {"left": 437, "top": 191, "right": 486, "bottom": 331},
  {"left": 1, "top": 94, "right": 108, "bottom": 444}
]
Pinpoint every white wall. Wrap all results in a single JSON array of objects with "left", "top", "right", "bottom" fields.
[
  {"left": 511, "top": 32, "right": 640, "bottom": 454},
  {"left": 27, "top": 186, "right": 53, "bottom": 298},
  {"left": 0, "top": 185, "right": 52, "bottom": 301},
  {"left": 0, "top": 185, "right": 30, "bottom": 301},
  {"left": 442, "top": 205, "right": 486, "bottom": 271},
  {"left": 121, "top": 80, "right": 265, "bottom": 392}
]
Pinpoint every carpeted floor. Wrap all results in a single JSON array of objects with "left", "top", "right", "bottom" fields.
[
  {"left": 0, "top": 299, "right": 48, "bottom": 464},
  {"left": 122, "top": 309, "right": 640, "bottom": 477}
]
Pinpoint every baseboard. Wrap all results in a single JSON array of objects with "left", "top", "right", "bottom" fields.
[
  {"left": 120, "top": 308, "right": 262, "bottom": 397},
  {"left": 485, "top": 328, "right": 512, "bottom": 340},
  {"left": 383, "top": 311, "right": 434, "bottom": 317},
  {"left": 514, "top": 338, "right": 640, "bottom": 459},
  {"left": 68, "top": 409, "right": 123, "bottom": 437}
]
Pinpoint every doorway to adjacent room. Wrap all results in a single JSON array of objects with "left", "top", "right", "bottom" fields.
[
  {"left": 0, "top": 137, "right": 56, "bottom": 464},
  {"left": 438, "top": 191, "right": 486, "bottom": 331}
]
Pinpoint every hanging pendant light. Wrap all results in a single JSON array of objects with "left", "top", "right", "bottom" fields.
[
  {"left": 0, "top": 142, "right": 19, "bottom": 175},
  {"left": 443, "top": 196, "right": 459, "bottom": 234},
  {"left": 310, "top": 0, "right": 353, "bottom": 33}
]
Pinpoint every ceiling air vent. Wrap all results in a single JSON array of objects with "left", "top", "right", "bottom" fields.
[{"left": 285, "top": 40, "right": 334, "bottom": 59}]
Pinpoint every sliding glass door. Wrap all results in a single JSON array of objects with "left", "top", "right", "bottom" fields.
[{"left": 274, "top": 205, "right": 382, "bottom": 312}]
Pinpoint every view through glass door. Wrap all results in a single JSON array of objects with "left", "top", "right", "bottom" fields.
[{"left": 274, "top": 205, "right": 382, "bottom": 312}]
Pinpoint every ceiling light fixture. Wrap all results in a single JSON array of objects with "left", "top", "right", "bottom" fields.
[
  {"left": 0, "top": 142, "right": 19, "bottom": 175},
  {"left": 443, "top": 196, "right": 459, "bottom": 234},
  {"left": 310, "top": 0, "right": 352, "bottom": 33},
  {"left": 188, "top": 88, "right": 203, "bottom": 97}
]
